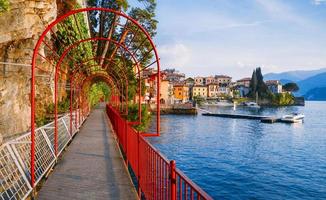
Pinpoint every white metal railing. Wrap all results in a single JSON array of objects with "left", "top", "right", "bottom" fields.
[{"left": 0, "top": 111, "right": 88, "bottom": 200}]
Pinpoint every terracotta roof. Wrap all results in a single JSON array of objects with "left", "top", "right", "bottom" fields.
[
  {"left": 237, "top": 77, "right": 251, "bottom": 82},
  {"left": 215, "top": 75, "right": 232, "bottom": 79}
]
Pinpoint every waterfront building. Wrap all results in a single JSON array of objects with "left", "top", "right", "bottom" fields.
[
  {"left": 185, "top": 77, "right": 195, "bottom": 86},
  {"left": 217, "top": 87, "right": 231, "bottom": 96},
  {"left": 185, "top": 77, "right": 195, "bottom": 100},
  {"left": 215, "top": 75, "right": 232, "bottom": 86},
  {"left": 142, "top": 68, "right": 159, "bottom": 104},
  {"left": 160, "top": 79, "right": 174, "bottom": 104},
  {"left": 194, "top": 76, "right": 205, "bottom": 85},
  {"left": 162, "top": 68, "right": 185, "bottom": 83},
  {"left": 266, "top": 80, "right": 283, "bottom": 94},
  {"left": 236, "top": 85, "right": 250, "bottom": 97},
  {"left": 207, "top": 83, "right": 219, "bottom": 97},
  {"left": 205, "top": 76, "right": 215, "bottom": 85},
  {"left": 192, "top": 85, "right": 208, "bottom": 98},
  {"left": 237, "top": 77, "right": 251, "bottom": 87},
  {"left": 173, "top": 83, "right": 189, "bottom": 103}
]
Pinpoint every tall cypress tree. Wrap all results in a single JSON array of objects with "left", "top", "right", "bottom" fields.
[
  {"left": 248, "top": 67, "right": 271, "bottom": 99},
  {"left": 249, "top": 69, "right": 257, "bottom": 96}
]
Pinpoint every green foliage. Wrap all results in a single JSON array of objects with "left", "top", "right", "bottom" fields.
[
  {"left": 36, "top": 114, "right": 48, "bottom": 127},
  {"left": 126, "top": 104, "right": 151, "bottom": 131},
  {"left": 283, "top": 82, "right": 299, "bottom": 92},
  {"left": 193, "top": 95, "right": 205, "bottom": 106},
  {"left": 88, "top": 82, "right": 111, "bottom": 107},
  {"left": 47, "top": 98, "right": 71, "bottom": 114},
  {"left": 0, "top": 0, "right": 9, "bottom": 13},
  {"left": 272, "top": 93, "right": 295, "bottom": 106},
  {"left": 55, "top": 3, "right": 95, "bottom": 70},
  {"left": 249, "top": 67, "right": 272, "bottom": 99}
]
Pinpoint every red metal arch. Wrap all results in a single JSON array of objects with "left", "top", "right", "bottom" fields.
[
  {"left": 52, "top": 38, "right": 144, "bottom": 133},
  {"left": 31, "top": 8, "right": 161, "bottom": 188}
]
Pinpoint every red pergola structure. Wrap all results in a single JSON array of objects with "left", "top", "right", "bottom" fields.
[{"left": 31, "top": 8, "right": 161, "bottom": 187}]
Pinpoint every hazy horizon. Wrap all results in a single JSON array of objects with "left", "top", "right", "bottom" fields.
[{"left": 161, "top": 66, "right": 326, "bottom": 80}]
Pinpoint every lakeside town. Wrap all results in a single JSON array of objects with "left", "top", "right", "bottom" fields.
[{"left": 141, "top": 68, "right": 301, "bottom": 110}]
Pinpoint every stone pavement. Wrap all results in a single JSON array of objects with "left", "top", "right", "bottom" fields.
[{"left": 37, "top": 104, "right": 138, "bottom": 200}]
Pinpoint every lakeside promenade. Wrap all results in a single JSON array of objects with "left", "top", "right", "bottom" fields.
[{"left": 37, "top": 104, "right": 137, "bottom": 200}]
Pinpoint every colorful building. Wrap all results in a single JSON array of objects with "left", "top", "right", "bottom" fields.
[
  {"left": 215, "top": 75, "right": 232, "bottom": 86},
  {"left": 162, "top": 68, "right": 185, "bottom": 83},
  {"left": 173, "top": 83, "right": 189, "bottom": 103},
  {"left": 266, "top": 80, "right": 283, "bottom": 94},
  {"left": 194, "top": 76, "right": 205, "bottom": 85},
  {"left": 160, "top": 79, "right": 174, "bottom": 104},
  {"left": 237, "top": 78, "right": 251, "bottom": 87},
  {"left": 207, "top": 83, "right": 219, "bottom": 98},
  {"left": 205, "top": 76, "right": 215, "bottom": 85},
  {"left": 192, "top": 85, "right": 208, "bottom": 98}
]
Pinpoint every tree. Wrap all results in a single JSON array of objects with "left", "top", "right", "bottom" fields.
[
  {"left": 86, "top": 0, "right": 158, "bottom": 101},
  {"left": 248, "top": 67, "right": 271, "bottom": 99},
  {"left": 283, "top": 82, "right": 299, "bottom": 92},
  {"left": 193, "top": 95, "right": 205, "bottom": 106},
  {"left": 249, "top": 69, "right": 257, "bottom": 97}
]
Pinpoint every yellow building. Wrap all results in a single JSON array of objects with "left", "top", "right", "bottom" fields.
[
  {"left": 192, "top": 85, "right": 207, "bottom": 98},
  {"left": 160, "top": 79, "right": 173, "bottom": 104},
  {"left": 207, "top": 83, "right": 219, "bottom": 97},
  {"left": 173, "top": 84, "right": 189, "bottom": 103}
]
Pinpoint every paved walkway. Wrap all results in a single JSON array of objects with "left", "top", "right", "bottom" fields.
[{"left": 37, "top": 104, "right": 138, "bottom": 200}]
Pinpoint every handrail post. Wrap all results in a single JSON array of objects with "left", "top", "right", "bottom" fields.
[
  {"left": 170, "top": 160, "right": 176, "bottom": 200},
  {"left": 70, "top": 78, "right": 73, "bottom": 136},
  {"left": 125, "top": 119, "right": 128, "bottom": 166},
  {"left": 137, "top": 130, "right": 141, "bottom": 197}
]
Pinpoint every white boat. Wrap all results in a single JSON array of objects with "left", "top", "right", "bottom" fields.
[
  {"left": 244, "top": 102, "right": 260, "bottom": 108},
  {"left": 281, "top": 113, "right": 305, "bottom": 123},
  {"left": 216, "top": 100, "right": 234, "bottom": 107}
]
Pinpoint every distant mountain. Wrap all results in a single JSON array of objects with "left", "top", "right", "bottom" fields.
[
  {"left": 264, "top": 68, "right": 326, "bottom": 83},
  {"left": 279, "top": 79, "right": 294, "bottom": 84},
  {"left": 296, "top": 72, "right": 326, "bottom": 96},
  {"left": 304, "top": 87, "right": 326, "bottom": 101}
]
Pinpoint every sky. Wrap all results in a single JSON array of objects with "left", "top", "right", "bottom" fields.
[
  {"left": 131, "top": 0, "right": 326, "bottom": 80},
  {"left": 130, "top": 0, "right": 326, "bottom": 79}
]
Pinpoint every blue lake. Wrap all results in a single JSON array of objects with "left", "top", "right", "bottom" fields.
[{"left": 147, "top": 101, "right": 326, "bottom": 200}]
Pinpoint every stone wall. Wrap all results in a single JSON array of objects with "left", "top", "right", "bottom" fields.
[{"left": 0, "top": 0, "right": 57, "bottom": 142}]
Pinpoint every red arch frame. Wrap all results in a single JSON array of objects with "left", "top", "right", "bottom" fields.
[{"left": 31, "top": 8, "right": 161, "bottom": 187}]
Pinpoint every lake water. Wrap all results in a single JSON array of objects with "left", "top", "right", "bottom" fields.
[{"left": 147, "top": 101, "right": 326, "bottom": 200}]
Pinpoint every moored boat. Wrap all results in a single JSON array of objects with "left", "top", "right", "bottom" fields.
[
  {"left": 244, "top": 102, "right": 260, "bottom": 108},
  {"left": 281, "top": 113, "right": 305, "bottom": 123}
]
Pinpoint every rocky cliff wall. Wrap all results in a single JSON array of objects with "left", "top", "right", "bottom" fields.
[{"left": 0, "top": 0, "right": 57, "bottom": 142}]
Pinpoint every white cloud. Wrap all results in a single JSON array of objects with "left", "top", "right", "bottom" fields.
[
  {"left": 157, "top": 7, "right": 269, "bottom": 37},
  {"left": 255, "top": 0, "right": 309, "bottom": 26},
  {"left": 313, "top": 0, "right": 326, "bottom": 5},
  {"left": 158, "top": 43, "right": 191, "bottom": 68}
]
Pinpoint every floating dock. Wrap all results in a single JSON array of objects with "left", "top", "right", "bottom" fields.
[{"left": 202, "top": 113, "right": 291, "bottom": 124}]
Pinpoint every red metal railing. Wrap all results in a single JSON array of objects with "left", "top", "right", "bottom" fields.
[{"left": 106, "top": 104, "right": 213, "bottom": 200}]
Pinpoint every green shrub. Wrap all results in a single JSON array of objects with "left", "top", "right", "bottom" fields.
[{"left": 126, "top": 104, "right": 151, "bottom": 132}]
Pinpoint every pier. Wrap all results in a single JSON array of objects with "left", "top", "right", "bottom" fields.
[{"left": 202, "top": 113, "right": 290, "bottom": 123}]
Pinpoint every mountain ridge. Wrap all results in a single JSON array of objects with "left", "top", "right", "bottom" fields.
[
  {"left": 264, "top": 68, "right": 326, "bottom": 83},
  {"left": 296, "top": 72, "right": 326, "bottom": 96}
]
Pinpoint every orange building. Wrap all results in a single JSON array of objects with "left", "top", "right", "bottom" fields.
[{"left": 173, "top": 84, "right": 189, "bottom": 103}]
